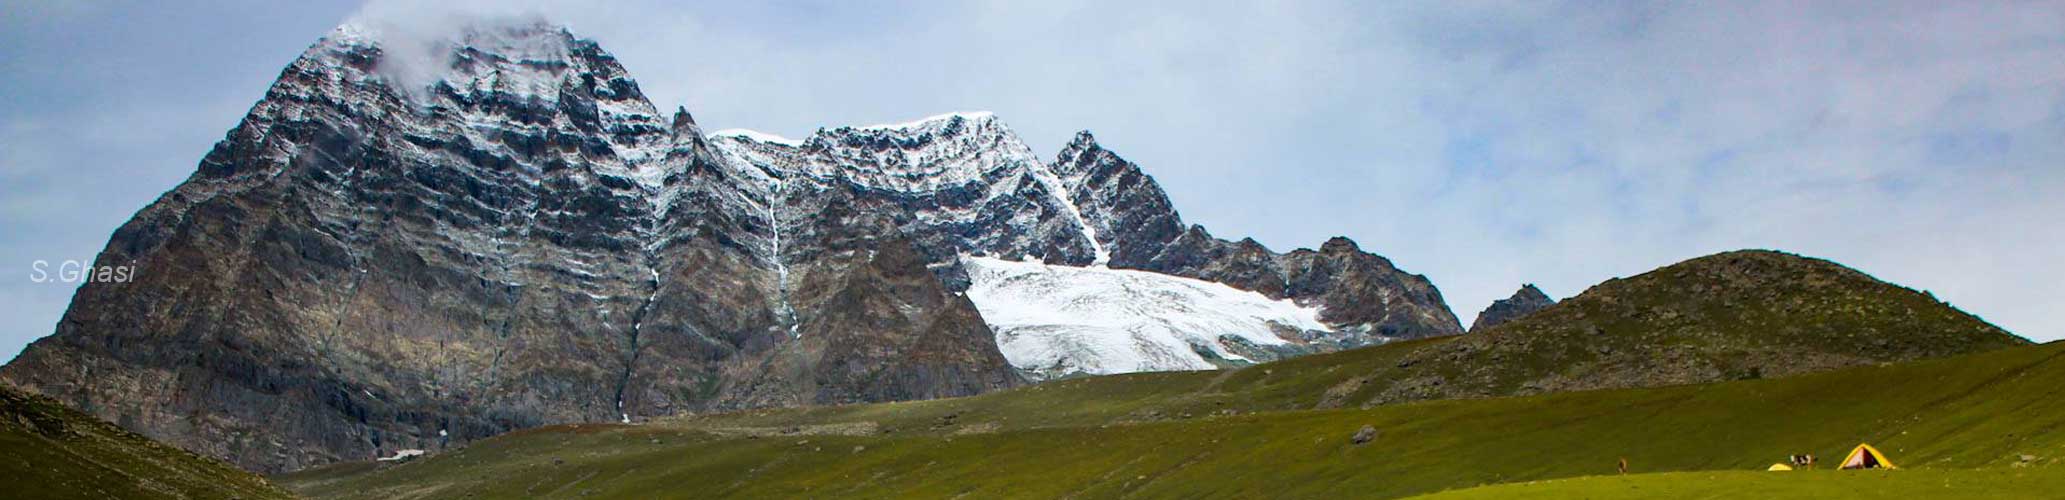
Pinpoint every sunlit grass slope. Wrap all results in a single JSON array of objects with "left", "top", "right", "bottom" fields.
[
  {"left": 1402, "top": 468, "right": 2065, "bottom": 500},
  {"left": 280, "top": 341, "right": 2064, "bottom": 499}
]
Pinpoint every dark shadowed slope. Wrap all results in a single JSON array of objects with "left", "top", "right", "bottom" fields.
[{"left": 1, "top": 384, "right": 292, "bottom": 499}]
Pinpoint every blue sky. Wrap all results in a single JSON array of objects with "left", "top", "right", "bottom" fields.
[{"left": 3, "top": 1, "right": 2063, "bottom": 361}]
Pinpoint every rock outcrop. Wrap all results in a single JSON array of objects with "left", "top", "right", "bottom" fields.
[{"left": 1469, "top": 284, "right": 1555, "bottom": 332}]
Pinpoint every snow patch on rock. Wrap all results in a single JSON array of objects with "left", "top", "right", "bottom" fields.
[{"left": 378, "top": 449, "right": 426, "bottom": 462}]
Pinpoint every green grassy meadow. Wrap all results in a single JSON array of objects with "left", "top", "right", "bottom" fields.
[
  {"left": 278, "top": 340, "right": 2065, "bottom": 499},
  {"left": 1404, "top": 468, "right": 2065, "bottom": 499}
]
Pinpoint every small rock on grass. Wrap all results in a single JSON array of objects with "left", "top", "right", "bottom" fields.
[{"left": 1352, "top": 425, "right": 1379, "bottom": 445}]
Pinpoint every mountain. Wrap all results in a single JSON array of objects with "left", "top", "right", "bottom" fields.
[
  {"left": 0, "top": 384, "right": 293, "bottom": 499},
  {"left": 0, "top": 21, "right": 1017, "bottom": 473},
  {"left": 1, "top": 18, "right": 1458, "bottom": 473},
  {"left": 1468, "top": 284, "right": 1553, "bottom": 331}
]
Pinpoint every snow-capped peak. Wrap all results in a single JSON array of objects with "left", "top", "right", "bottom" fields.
[
  {"left": 335, "top": 4, "right": 563, "bottom": 52},
  {"left": 854, "top": 111, "right": 997, "bottom": 131},
  {"left": 710, "top": 129, "right": 806, "bottom": 147},
  {"left": 1067, "top": 130, "right": 1099, "bottom": 146},
  {"left": 705, "top": 111, "right": 1112, "bottom": 268},
  {"left": 319, "top": 14, "right": 598, "bottom": 107},
  {"left": 304, "top": 14, "right": 678, "bottom": 193}
]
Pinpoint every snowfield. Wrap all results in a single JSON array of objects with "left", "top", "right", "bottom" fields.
[{"left": 962, "top": 256, "right": 1329, "bottom": 380}]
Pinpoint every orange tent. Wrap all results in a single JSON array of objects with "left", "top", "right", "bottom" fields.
[{"left": 1839, "top": 443, "right": 1896, "bottom": 470}]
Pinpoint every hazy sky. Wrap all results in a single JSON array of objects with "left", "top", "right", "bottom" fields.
[{"left": 4, "top": 1, "right": 2063, "bottom": 362}]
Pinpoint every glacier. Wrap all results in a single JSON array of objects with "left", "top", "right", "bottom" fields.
[{"left": 962, "top": 256, "right": 1330, "bottom": 381}]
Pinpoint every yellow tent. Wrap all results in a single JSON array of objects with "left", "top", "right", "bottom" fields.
[
  {"left": 1767, "top": 463, "right": 1794, "bottom": 471},
  {"left": 1839, "top": 443, "right": 1896, "bottom": 470}
]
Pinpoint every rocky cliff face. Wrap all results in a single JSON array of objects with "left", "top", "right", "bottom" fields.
[
  {"left": 1, "top": 18, "right": 1461, "bottom": 473},
  {"left": 1469, "top": 284, "right": 1555, "bottom": 332},
  {"left": 709, "top": 112, "right": 1105, "bottom": 280}
]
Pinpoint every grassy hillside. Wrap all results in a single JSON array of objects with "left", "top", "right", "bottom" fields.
[
  {"left": 0, "top": 384, "right": 294, "bottom": 499},
  {"left": 1403, "top": 468, "right": 2065, "bottom": 500},
  {"left": 280, "top": 340, "right": 2065, "bottom": 499},
  {"left": 1313, "top": 249, "right": 2028, "bottom": 407}
]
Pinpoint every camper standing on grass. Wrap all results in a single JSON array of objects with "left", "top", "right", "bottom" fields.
[{"left": 1791, "top": 454, "right": 1817, "bottom": 469}]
